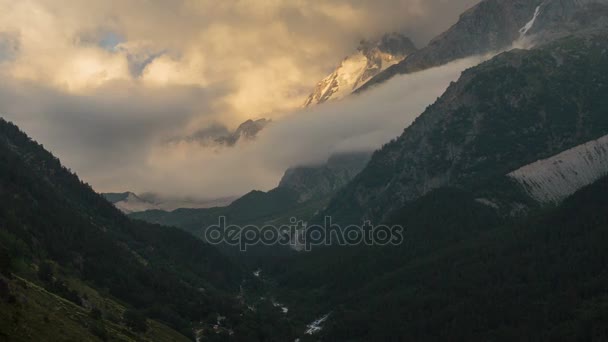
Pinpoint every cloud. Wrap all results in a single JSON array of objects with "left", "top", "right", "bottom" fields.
[
  {"left": 0, "top": 0, "right": 479, "bottom": 122},
  {"left": 0, "top": 78, "right": 223, "bottom": 189},
  {"left": 0, "top": 0, "right": 484, "bottom": 199},
  {"left": 0, "top": 54, "right": 488, "bottom": 199},
  {"left": 145, "top": 55, "right": 490, "bottom": 198}
]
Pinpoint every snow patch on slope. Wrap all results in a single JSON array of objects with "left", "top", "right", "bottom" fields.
[
  {"left": 272, "top": 300, "right": 289, "bottom": 314},
  {"left": 305, "top": 313, "right": 330, "bottom": 335},
  {"left": 508, "top": 134, "right": 608, "bottom": 203}
]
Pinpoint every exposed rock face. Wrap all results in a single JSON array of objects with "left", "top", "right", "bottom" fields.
[
  {"left": 215, "top": 118, "right": 270, "bottom": 146},
  {"left": 508, "top": 134, "right": 608, "bottom": 203},
  {"left": 321, "top": 32, "right": 608, "bottom": 224},
  {"left": 304, "top": 33, "right": 416, "bottom": 107},
  {"left": 279, "top": 152, "right": 371, "bottom": 202}
]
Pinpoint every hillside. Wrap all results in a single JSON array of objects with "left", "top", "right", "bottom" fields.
[{"left": 0, "top": 118, "right": 295, "bottom": 340}]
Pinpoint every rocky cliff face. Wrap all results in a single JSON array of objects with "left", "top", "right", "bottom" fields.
[
  {"left": 321, "top": 31, "right": 608, "bottom": 224},
  {"left": 304, "top": 33, "right": 416, "bottom": 107}
]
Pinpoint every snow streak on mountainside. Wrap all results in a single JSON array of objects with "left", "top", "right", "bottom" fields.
[
  {"left": 519, "top": 6, "right": 542, "bottom": 39},
  {"left": 303, "top": 33, "right": 416, "bottom": 107},
  {"left": 508, "top": 135, "right": 608, "bottom": 203}
]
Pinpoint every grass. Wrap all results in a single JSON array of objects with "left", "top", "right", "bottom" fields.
[{"left": 0, "top": 275, "right": 191, "bottom": 342}]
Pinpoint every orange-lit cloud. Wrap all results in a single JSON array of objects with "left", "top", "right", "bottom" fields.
[{"left": 0, "top": 0, "right": 481, "bottom": 197}]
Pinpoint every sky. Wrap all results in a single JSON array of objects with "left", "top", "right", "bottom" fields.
[{"left": 0, "top": 0, "right": 480, "bottom": 199}]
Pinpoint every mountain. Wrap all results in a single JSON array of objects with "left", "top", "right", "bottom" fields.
[
  {"left": 303, "top": 33, "right": 416, "bottom": 107},
  {"left": 258, "top": 32, "right": 608, "bottom": 340},
  {"left": 103, "top": 191, "right": 236, "bottom": 213},
  {"left": 102, "top": 192, "right": 160, "bottom": 213},
  {"left": 319, "top": 30, "right": 608, "bottom": 225},
  {"left": 0, "top": 118, "right": 296, "bottom": 341},
  {"left": 357, "top": 0, "right": 608, "bottom": 93},
  {"left": 130, "top": 152, "right": 371, "bottom": 238}
]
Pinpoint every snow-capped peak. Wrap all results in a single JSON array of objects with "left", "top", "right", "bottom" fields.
[
  {"left": 112, "top": 192, "right": 160, "bottom": 214},
  {"left": 304, "top": 33, "right": 416, "bottom": 107}
]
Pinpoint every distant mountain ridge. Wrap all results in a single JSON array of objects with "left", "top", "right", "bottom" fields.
[
  {"left": 102, "top": 191, "right": 236, "bottom": 213},
  {"left": 103, "top": 191, "right": 159, "bottom": 213},
  {"left": 130, "top": 152, "right": 371, "bottom": 238}
]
